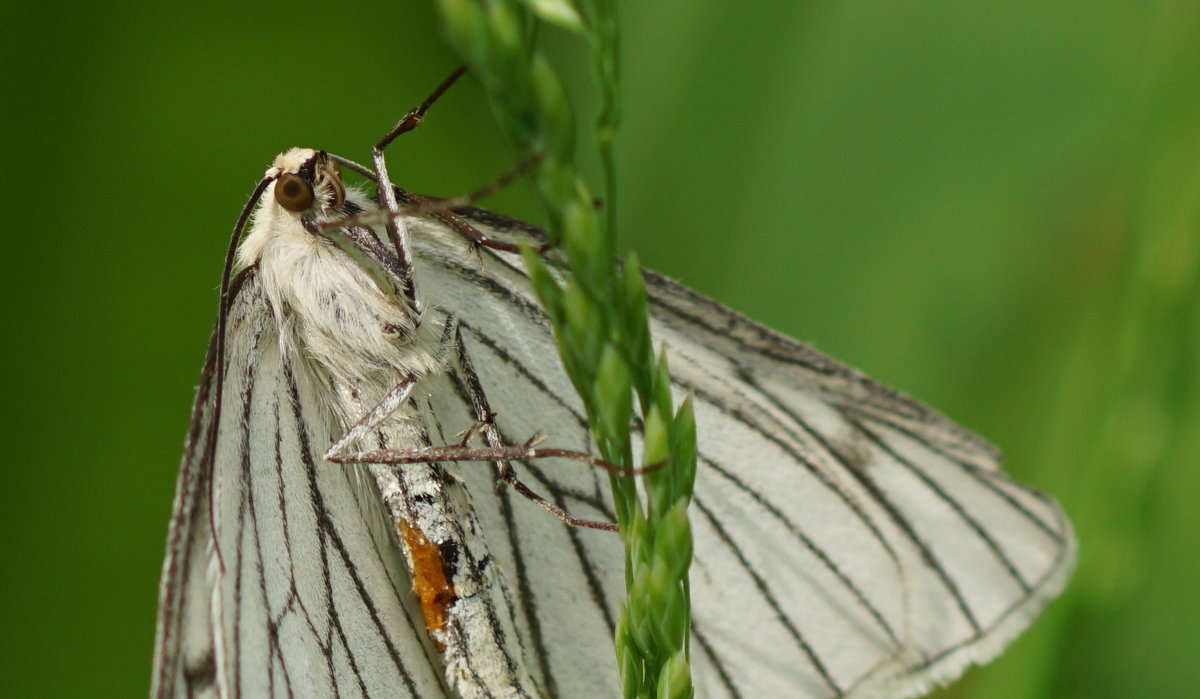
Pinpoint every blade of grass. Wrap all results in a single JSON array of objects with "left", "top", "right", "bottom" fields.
[{"left": 431, "top": 1, "right": 697, "bottom": 696}]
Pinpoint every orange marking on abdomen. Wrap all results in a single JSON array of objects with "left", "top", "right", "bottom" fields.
[{"left": 399, "top": 521, "right": 457, "bottom": 643}]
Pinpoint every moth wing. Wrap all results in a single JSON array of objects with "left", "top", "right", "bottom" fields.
[
  {"left": 410, "top": 207, "right": 1075, "bottom": 699},
  {"left": 152, "top": 294, "right": 226, "bottom": 697},
  {"left": 411, "top": 213, "right": 628, "bottom": 697},
  {"left": 642, "top": 272, "right": 1076, "bottom": 698},
  {"left": 153, "top": 271, "right": 450, "bottom": 698}
]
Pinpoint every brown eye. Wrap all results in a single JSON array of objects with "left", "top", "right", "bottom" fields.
[{"left": 274, "top": 173, "right": 314, "bottom": 212}]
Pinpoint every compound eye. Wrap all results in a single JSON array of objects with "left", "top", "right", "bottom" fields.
[{"left": 274, "top": 173, "right": 314, "bottom": 212}]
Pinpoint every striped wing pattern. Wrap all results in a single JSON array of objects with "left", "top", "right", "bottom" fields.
[
  {"left": 154, "top": 274, "right": 450, "bottom": 697},
  {"left": 645, "top": 276, "right": 1074, "bottom": 697},
  {"left": 155, "top": 196, "right": 1073, "bottom": 698},
  {"left": 409, "top": 208, "right": 1075, "bottom": 698}
]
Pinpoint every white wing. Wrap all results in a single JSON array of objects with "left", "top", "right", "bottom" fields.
[
  {"left": 153, "top": 271, "right": 451, "bottom": 698},
  {"left": 407, "top": 206, "right": 1076, "bottom": 699},
  {"left": 156, "top": 187, "right": 1072, "bottom": 698}
]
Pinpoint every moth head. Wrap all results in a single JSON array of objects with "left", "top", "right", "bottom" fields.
[
  {"left": 235, "top": 148, "right": 363, "bottom": 273},
  {"left": 268, "top": 148, "right": 346, "bottom": 216}
]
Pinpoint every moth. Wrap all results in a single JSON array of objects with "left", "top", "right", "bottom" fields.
[{"left": 152, "top": 73, "right": 1076, "bottom": 698}]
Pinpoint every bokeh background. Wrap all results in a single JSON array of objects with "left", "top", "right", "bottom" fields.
[{"left": 3, "top": 1, "right": 1196, "bottom": 696}]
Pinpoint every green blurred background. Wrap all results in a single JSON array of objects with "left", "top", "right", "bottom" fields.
[{"left": 3, "top": 1, "right": 1197, "bottom": 696}]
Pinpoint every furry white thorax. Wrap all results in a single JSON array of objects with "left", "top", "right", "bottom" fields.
[
  {"left": 236, "top": 148, "right": 443, "bottom": 391},
  {"left": 230, "top": 150, "right": 540, "bottom": 698}
]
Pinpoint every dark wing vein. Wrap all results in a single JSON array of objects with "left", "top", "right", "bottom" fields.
[
  {"left": 400, "top": 208, "right": 1074, "bottom": 698},
  {"left": 154, "top": 269, "right": 449, "bottom": 698}
]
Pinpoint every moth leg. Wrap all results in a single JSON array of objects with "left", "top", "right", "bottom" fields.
[
  {"left": 329, "top": 67, "right": 549, "bottom": 257},
  {"left": 323, "top": 378, "right": 419, "bottom": 463},
  {"left": 329, "top": 432, "right": 623, "bottom": 531},
  {"left": 328, "top": 154, "right": 552, "bottom": 257},
  {"left": 325, "top": 325, "right": 623, "bottom": 532},
  {"left": 330, "top": 427, "right": 627, "bottom": 532},
  {"left": 447, "top": 324, "right": 622, "bottom": 532},
  {"left": 421, "top": 154, "right": 550, "bottom": 256},
  {"left": 330, "top": 431, "right": 621, "bottom": 532},
  {"left": 371, "top": 66, "right": 469, "bottom": 317},
  {"left": 372, "top": 67, "right": 547, "bottom": 257},
  {"left": 373, "top": 65, "right": 541, "bottom": 256},
  {"left": 333, "top": 431, "right": 651, "bottom": 477},
  {"left": 376, "top": 66, "right": 467, "bottom": 153},
  {"left": 350, "top": 159, "right": 549, "bottom": 257},
  {"left": 334, "top": 182, "right": 550, "bottom": 257}
]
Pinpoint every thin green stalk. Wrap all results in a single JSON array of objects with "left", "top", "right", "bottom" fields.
[{"left": 431, "top": 1, "right": 697, "bottom": 697}]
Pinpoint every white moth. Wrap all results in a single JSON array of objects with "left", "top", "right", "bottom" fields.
[{"left": 153, "top": 92, "right": 1075, "bottom": 698}]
